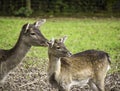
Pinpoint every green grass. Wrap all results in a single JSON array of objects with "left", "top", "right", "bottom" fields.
[{"left": 0, "top": 17, "right": 120, "bottom": 73}]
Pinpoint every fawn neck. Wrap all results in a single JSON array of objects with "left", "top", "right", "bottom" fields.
[{"left": 48, "top": 54, "right": 61, "bottom": 77}]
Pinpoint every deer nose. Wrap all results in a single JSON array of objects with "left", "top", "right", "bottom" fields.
[
  {"left": 41, "top": 39, "right": 49, "bottom": 47},
  {"left": 46, "top": 41, "right": 51, "bottom": 45},
  {"left": 64, "top": 51, "right": 72, "bottom": 57},
  {"left": 67, "top": 52, "right": 72, "bottom": 57},
  {"left": 45, "top": 40, "right": 49, "bottom": 46}
]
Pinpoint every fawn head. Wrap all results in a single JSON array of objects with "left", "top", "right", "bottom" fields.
[
  {"left": 48, "top": 36, "right": 72, "bottom": 58},
  {"left": 21, "top": 19, "right": 48, "bottom": 47}
]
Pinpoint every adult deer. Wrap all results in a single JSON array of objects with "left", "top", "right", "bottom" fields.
[
  {"left": 0, "top": 19, "right": 48, "bottom": 84},
  {"left": 48, "top": 37, "right": 111, "bottom": 91}
]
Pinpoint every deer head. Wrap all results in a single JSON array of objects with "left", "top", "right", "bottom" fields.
[
  {"left": 20, "top": 19, "right": 48, "bottom": 47},
  {"left": 48, "top": 36, "right": 72, "bottom": 58}
]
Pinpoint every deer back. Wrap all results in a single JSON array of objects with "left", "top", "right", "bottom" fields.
[{"left": 60, "top": 50, "right": 110, "bottom": 80}]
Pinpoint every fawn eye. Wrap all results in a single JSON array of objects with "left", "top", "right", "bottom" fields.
[{"left": 56, "top": 46, "right": 60, "bottom": 49}]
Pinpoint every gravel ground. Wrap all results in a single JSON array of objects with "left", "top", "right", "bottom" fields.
[{"left": 0, "top": 60, "right": 120, "bottom": 91}]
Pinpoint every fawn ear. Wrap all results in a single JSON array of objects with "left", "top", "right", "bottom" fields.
[
  {"left": 23, "top": 23, "right": 30, "bottom": 33},
  {"left": 60, "top": 36, "right": 67, "bottom": 43},
  {"left": 34, "top": 19, "right": 46, "bottom": 27},
  {"left": 48, "top": 38, "right": 55, "bottom": 48}
]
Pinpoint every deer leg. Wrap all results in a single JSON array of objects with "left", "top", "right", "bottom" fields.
[
  {"left": 58, "top": 86, "right": 65, "bottom": 91},
  {"left": 95, "top": 71, "right": 106, "bottom": 91},
  {"left": 58, "top": 86, "right": 70, "bottom": 91},
  {"left": 0, "top": 82, "right": 4, "bottom": 90},
  {"left": 88, "top": 79, "right": 99, "bottom": 91},
  {"left": 58, "top": 85, "right": 68, "bottom": 91},
  {"left": 95, "top": 79, "right": 105, "bottom": 91},
  {"left": 58, "top": 83, "right": 70, "bottom": 91},
  {"left": 49, "top": 73, "right": 59, "bottom": 89}
]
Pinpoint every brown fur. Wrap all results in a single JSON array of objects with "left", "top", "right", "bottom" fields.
[{"left": 48, "top": 38, "right": 111, "bottom": 91}]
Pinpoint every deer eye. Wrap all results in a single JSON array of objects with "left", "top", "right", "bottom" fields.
[{"left": 30, "top": 33, "right": 36, "bottom": 35}]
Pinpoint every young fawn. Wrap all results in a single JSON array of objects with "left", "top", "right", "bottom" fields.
[
  {"left": 48, "top": 37, "right": 111, "bottom": 91},
  {"left": 0, "top": 19, "right": 48, "bottom": 84}
]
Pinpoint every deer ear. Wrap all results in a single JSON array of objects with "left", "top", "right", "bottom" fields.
[
  {"left": 23, "top": 23, "right": 29, "bottom": 33},
  {"left": 48, "top": 38, "right": 55, "bottom": 48},
  {"left": 60, "top": 36, "right": 67, "bottom": 43},
  {"left": 34, "top": 19, "right": 46, "bottom": 27}
]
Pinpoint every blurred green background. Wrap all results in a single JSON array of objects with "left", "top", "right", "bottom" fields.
[
  {"left": 0, "top": 17, "right": 120, "bottom": 73},
  {"left": 0, "top": 0, "right": 120, "bottom": 17}
]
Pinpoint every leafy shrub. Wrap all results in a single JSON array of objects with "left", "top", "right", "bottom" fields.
[{"left": 14, "top": 7, "right": 33, "bottom": 17}]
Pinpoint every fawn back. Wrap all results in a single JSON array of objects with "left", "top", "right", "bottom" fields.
[{"left": 48, "top": 37, "right": 111, "bottom": 91}]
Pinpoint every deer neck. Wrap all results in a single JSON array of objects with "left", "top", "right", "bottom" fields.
[
  {"left": 48, "top": 54, "right": 61, "bottom": 77},
  {"left": 7, "top": 36, "right": 31, "bottom": 68}
]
